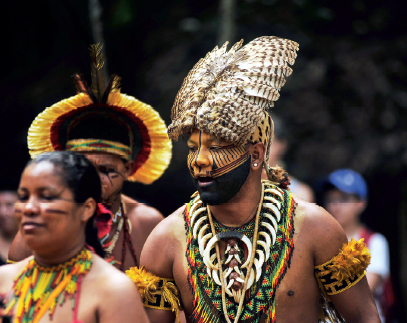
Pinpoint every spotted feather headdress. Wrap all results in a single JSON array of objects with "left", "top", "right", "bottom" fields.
[
  {"left": 28, "top": 44, "right": 172, "bottom": 184},
  {"left": 168, "top": 36, "right": 299, "bottom": 146}
]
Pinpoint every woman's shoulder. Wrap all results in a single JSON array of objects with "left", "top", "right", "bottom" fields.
[
  {"left": 85, "top": 255, "right": 137, "bottom": 295},
  {"left": 82, "top": 254, "right": 148, "bottom": 322},
  {"left": 0, "top": 258, "right": 31, "bottom": 291},
  {"left": 89, "top": 254, "right": 130, "bottom": 280}
]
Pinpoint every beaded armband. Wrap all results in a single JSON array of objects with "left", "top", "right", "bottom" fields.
[
  {"left": 126, "top": 266, "right": 182, "bottom": 322},
  {"left": 314, "top": 238, "right": 371, "bottom": 296}
]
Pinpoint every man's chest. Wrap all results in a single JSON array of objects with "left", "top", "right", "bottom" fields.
[{"left": 173, "top": 229, "right": 321, "bottom": 322}]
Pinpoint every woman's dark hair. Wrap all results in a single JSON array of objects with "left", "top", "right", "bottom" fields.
[{"left": 27, "top": 151, "right": 105, "bottom": 258}]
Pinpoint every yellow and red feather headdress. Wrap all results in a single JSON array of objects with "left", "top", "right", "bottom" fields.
[{"left": 28, "top": 44, "right": 172, "bottom": 184}]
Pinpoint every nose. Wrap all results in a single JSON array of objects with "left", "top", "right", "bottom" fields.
[
  {"left": 192, "top": 147, "right": 212, "bottom": 171},
  {"left": 21, "top": 197, "right": 41, "bottom": 216}
]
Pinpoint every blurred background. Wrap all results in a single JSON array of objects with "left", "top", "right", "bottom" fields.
[{"left": 1, "top": 0, "right": 406, "bottom": 320}]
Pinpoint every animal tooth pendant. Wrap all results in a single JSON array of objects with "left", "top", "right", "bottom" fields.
[{"left": 222, "top": 235, "right": 248, "bottom": 302}]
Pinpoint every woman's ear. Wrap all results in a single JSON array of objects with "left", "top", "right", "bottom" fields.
[
  {"left": 81, "top": 198, "right": 97, "bottom": 222},
  {"left": 250, "top": 142, "right": 266, "bottom": 170}
]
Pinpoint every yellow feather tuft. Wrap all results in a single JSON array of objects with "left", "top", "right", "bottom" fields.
[
  {"left": 126, "top": 266, "right": 182, "bottom": 323},
  {"left": 328, "top": 238, "right": 371, "bottom": 281},
  {"left": 126, "top": 266, "right": 161, "bottom": 303}
]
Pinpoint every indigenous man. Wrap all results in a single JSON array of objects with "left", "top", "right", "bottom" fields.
[
  {"left": 8, "top": 44, "right": 172, "bottom": 271},
  {"left": 126, "top": 36, "right": 380, "bottom": 322}
]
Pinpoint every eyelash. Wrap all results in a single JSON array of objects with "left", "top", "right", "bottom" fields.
[{"left": 17, "top": 195, "right": 57, "bottom": 202}]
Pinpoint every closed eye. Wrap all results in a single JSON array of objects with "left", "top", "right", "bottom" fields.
[{"left": 17, "top": 194, "right": 28, "bottom": 202}]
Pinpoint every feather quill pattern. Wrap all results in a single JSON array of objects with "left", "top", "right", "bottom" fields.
[
  {"left": 168, "top": 36, "right": 299, "bottom": 145},
  {"left": 102, "top": 74, "right": 121, "bottom": 103},
  {"left": 89, "top": 43, "right": 107, "bottom": 102},
  {"left": 72, "top": 73, "right": 96, "bottom": 102}
]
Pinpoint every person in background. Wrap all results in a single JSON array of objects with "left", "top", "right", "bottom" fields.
[
  {"left": 0, "top": 180, "right": 18, "bottom": 265},
  {"left": 323, "top": 168, "right": 391, "bottom": 322},
  {"left": 261, "top": 113, "right": 315, "bottom": 202}
]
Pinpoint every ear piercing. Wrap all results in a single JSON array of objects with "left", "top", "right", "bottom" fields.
[{"left": 253, "top": 163, "right": 258, "bottom": 167}]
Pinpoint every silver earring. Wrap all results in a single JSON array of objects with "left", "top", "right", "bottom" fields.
[{"left": 253, "top": 163, "right": 258, "bottom": 167}]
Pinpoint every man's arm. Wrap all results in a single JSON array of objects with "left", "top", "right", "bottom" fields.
[
  {"left": 8, "top": 230, "right": 32, "bottom": 262},
  {"left": 138, "top": 207, "right": 184, "bottom": 323},
  {"left": 303, "top": 202, "right": 381, "bottom": 322}
]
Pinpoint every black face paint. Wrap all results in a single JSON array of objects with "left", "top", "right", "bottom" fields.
[
  {"left": 98, "top": 166, "right": 124, "bottom": 186},
  {"left": 192, "top": 156, "right": 252, "bottom": 205}
]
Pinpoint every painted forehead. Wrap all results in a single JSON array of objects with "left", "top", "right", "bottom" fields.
[
  {"left": 188, "top": 131, "right": 233, "bottom": 146},
  {"left": 84, "top": 153, "right": 124, "bottom": 165}
]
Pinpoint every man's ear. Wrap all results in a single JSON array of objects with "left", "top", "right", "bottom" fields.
[
  {"left": 250, "top": 142, "right": 266, "bottom": 170},
  {"left": 81, "top": 197, "right": 96, "bottom": 222},
  {"left": 123, "top": 160, "right": 135, "bottom": 178}
]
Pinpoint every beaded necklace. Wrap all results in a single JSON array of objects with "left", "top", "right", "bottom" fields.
[
  {"left": 98, "top": 205, "right": 123, "bottom": 250},
  {"left": 102, "top": 200, "right": 138, "bottom": 271},
  {"left": 185, "top": 181, "right": 296, "bottom": 323},
  {"left": 212, "top": 214, "right": 257, "bottom": 239},
  {"left": 5, "top": 248, "right": 92, "bottom": 323}
]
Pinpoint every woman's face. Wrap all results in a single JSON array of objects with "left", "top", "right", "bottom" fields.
[{"left": 15, "top": 161, "right": 86, "bottom": 254}]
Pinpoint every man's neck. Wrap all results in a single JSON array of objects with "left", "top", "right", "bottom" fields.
[
  {"left": 208, "top": 177, "right": 262, "bottom": 227},
  {"left": 104, "top": 193, "right": 122, "bottom": 215}
]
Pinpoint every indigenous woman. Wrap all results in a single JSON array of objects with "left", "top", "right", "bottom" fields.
[{"left": 0, "top": 151, "right": 149, "bottom": 323}]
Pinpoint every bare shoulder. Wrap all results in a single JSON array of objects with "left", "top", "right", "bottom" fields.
[
  {"left": 87, "top": 255, "right": 149, "bottom": 322},
  {"left": 295, "top": 199, "right": 347, "bottom": 265},
  {"left": 87, "top": 255, "right": 139, "bottom": 295},
  {"left": 0, "top": 258, "right": 31, "bottom": 291},
  {"left": 140, "top": 204, "right": 186, "bottom": 278},
  {"left": 144, "top": 204, "right": 186, "bottom": 245},
  {"left": 122, "top": 194, "right": 163, "bottom": 227}
]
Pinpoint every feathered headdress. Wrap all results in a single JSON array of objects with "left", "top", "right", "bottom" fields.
[
  {"left": 168, "top": 36, "right": 298, "bottom": 183},
  {"left": 28, "top": 44, "right": 172, "bottom": 184},
  {"left": 168, "top": 36, "right": 298, "bottom": 146}
]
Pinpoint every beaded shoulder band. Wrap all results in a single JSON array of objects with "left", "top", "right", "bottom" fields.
[
  {"left": 126, "top": 266, "right": 182, "bottom": 322},
  {"left": 314, "top": 238, "right": 371, "bottom": 296}
]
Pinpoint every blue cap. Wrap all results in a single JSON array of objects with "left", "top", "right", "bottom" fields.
[{"left": 327, "top": 169, "right": 368, "bottom": 199}]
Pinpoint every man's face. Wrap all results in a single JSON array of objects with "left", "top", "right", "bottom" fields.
[
  {"left": 187, "top": 129, "right": 251, "bottom": 205},
  {"left": 0, "top": 191, "right": 18, "bottom": 237},
  {"left": 325, "top": 189, "right": 365, "bottom": 228},
  {"left": 83, "top": 152, "right": 133, "bottom": 207}
]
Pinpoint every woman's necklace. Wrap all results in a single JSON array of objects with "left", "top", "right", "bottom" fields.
[{"left": 5, "top": 248, "right": 93, "bottom": 323}]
